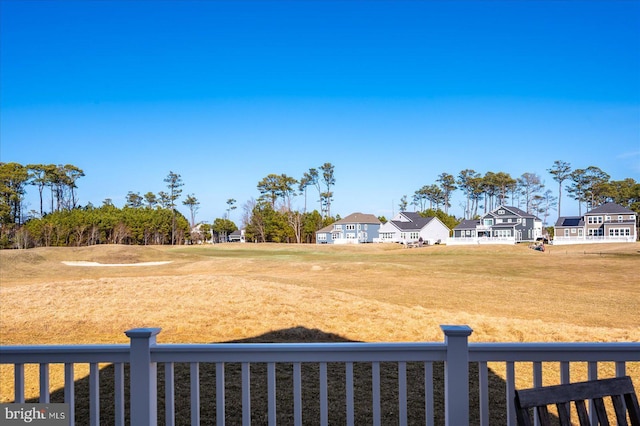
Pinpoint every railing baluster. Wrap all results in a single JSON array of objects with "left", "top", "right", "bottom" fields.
[
  {"left": 267, "top": 362, "right": 276, "bottom": 426},
  {"left": 615, "top": 361, "right": 626, "bottom": 377},
  {"left": 114, "top": 362, "right": 125, "bottom": 426},
  {"left": 165, "top": 362, "right": 175, "bottom": 426},
  {"left": 14, "top": 363, "right": 25, "bottom": 403},
  {"left": 216, "top": 362, "right": 225, "bottom": 426},
  {"left": 372, "top": 361, "right": 381, "bottom": 426},
  {"left": 345, "top": 362, "right": 354, "bottom": 426},
  {"left": 398, "top": 361, "right": 407, "bottom": 426},
  {"left": 293, "top": 363, "right": 302, "bottom": 426},
  {"left": 588, "top": 362, "right": 598, "bottom": 426},
  {"left": 90, "top": 362, "right": 100, "bottom": 426},
  {"left": 478, "top": 361, "right": 489, "bottom": 426},
  {"left": 241, "top": 362, "right": 251, "bottom": 426},
  {"left": 506, "top": 361, "right": 516, "bottom": 426},
  {"left": 191, "top": 362, "right": 200, "bottom": 426},
  {"left": 319, "top": 362, "right": 328, "bottom": 426},
  {"left": 64, "top": 363, "right": 75, "bottom": 425},
  {"left": 425, "top": 361, "right": 434, "bottom": 426},
  {"left": 39, "top": 363, "right": 50, "bottom": 403},
  {"left": 560, "top": 361, "right": 570, "bottom": 384}
]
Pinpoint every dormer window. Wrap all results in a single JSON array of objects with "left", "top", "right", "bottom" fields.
[{"left": 498, "top": 209, "right": 505, "bottom": 215}]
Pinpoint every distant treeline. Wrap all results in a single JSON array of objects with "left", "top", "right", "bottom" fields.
[{"left": 11, "top": 204, "right": 190, "bottom": 249}]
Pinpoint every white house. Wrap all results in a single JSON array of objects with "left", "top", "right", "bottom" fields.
[{"left": 376, "top": 212, "right": 450, "bottom": 245}]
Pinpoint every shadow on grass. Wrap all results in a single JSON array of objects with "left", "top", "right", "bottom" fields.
[{"left": 28, "top": 327, "right": 526, "bottom": 425}]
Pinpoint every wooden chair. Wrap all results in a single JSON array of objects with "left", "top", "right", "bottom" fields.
[{"left": 515, "top": 376, "right": 640, "bottom": 426}]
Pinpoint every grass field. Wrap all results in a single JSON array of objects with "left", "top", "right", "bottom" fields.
[{"left": 1, "top": 242, "right": 639, "bottom": 423}]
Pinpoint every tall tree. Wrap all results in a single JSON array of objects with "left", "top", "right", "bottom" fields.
[
  {"left": 257, "top": 174, "right": 297, "bottom": 209},
  {"left": 62, "top": 164, "right": 85, "bottom": 209},
  {"left": 163, "top": 171, "right": 184, "bottom": 245},
  {"left": 27, "top": 164, "right": 56, "bottom": 217},
  {"left": 398, "top": 195, "right": 408, "bottom": 212},
  {"left": 143, "top": 192, "right": 158, "bottom": 209},
  {"left": 319, "top": 163, "right": 335, "bottom": 218},
  {"left": 0, "top": 162, "right": 30, "bottom": 225},
  {"left": 566, "top": 167, "right": 609, "bottom": 215},
  {"left": 517, "top": 172, "right": 544, "bottom": 214},
  {"left": 457, "top": 169, "right": 479, "bottom": 219},
  {"left": 547, "top": 160, "right": 572, "bottom": 219},
  {"left": 183, "top": 194, "right": 200, "bottom": 227},
  {"left": 126, "top": 191, "right": 144, "bottom": 208},
  {"left": 493, "top": 172, "right": 516, "bottom": 206},
  {"left": 226, "top": 198, "right": 237, "bottom": 220},
  {"left": 436, "top": 173, "right": 457, "bottom": 214}
]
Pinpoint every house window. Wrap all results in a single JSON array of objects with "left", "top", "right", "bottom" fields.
[
  {"left": 610, "top": 228, "right": 630, "bottom": 237},
  {"left": 564, "top": 229, "right": 570, "bottom": 237},
  {"left": 605, "top": 216, "right": 611, "bottom": 222},
  {"left": 571, "top": 228, "right": 576, "bottom": 234},
  {"left": 318, "top": 234, "right": 326, "bottom": 241},
  {"left": 334, "top": 224, "right": 342, "bottom": 230},
  {"left": 517, "top": 218, "right": 522, "bottom": 223},
  {"left": 483, "top": 219, "right": 493, "bottom": 226},
  {"left": 345, "top": 224, "right": 355, "bottom": 230},
  {"left": 364, "top": 224, "right": 368, "bottom": 230},
  {"left": 498, "top": 209, "right": 505, "bottom": 215},
  {"left": 618, "top": 216, "right": 623, "bottom": 222},
  {"left": 466, "top": 230, "right": 471, "bottom": 236},
  {"left": 346, "top": 233, "right": 356, "bottom": 239},
  {"left": 410, "top": 232, "right": 419, "bottom": 239}
]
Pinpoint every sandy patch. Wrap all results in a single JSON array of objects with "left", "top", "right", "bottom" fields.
[{"left": 61, "top": 261, "right": 173, "bottom": 267}]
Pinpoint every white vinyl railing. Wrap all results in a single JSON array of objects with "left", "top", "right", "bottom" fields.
[{"left": 1, "top": 325, "right": 639, "bottom": 426}]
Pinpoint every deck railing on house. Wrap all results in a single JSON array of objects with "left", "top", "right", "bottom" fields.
[{"left": 1, "top": 325, "right": 639, "bottom": 426}]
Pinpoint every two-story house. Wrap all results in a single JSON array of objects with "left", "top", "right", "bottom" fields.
[
  {"left": 449, "top": 205, "right": 542, "bottom": 245},
  {"left": 554, "top": 202, "right": 637, "bottom": 244},
  {"left": 376, "top": 212, "right": 450, "bottom": 245},
  {"left": 316, "top": 212, "right": 382, "bottom": 244}
]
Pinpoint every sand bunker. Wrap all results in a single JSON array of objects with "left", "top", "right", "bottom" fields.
[{"left": 62, "top": 261, "right": 173, "bottom": 267}]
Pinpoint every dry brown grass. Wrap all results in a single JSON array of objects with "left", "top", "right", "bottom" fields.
[{"left": 1, "top": 242, "right": 639, "bottom": 423}]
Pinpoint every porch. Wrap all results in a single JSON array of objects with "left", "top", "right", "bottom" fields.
[{"left": 1, "top": 325, "right": 638, "bottom": 426}]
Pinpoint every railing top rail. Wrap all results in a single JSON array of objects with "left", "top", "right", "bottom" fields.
[
  {"left": 0, "top": 344, "right": 130, "bottom": 364},
  {"left": 151, "top": 341, "right": 448, "bottom": 363},
  {"left": 469, "top": 342, "right": 640, "bottom": 362}
]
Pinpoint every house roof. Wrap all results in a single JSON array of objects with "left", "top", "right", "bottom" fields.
[
  {"left": 586, "top": 202, "right": 635, "bottom": 215},
  {"left": 389, "top": 212, "right": 436, "bottom": 231},
  {"left": 334, "top": 212, "right": 381, "bottom": 225},
  {"left": 489, "top": 205, "right": 540, "bottom": 220},
  {"left": 555, "top": 216, "right": 584, "bottom": 227},
  {"left": 317, "top": 224, "right": 333, "bottom": 233},
  {"left": 454, "top": 219, "right": 480, "bottom": 230}
]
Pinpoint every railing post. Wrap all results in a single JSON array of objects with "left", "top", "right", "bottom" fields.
[
  {"left": 126, "top": 327, "right": 161, "bottom": 426},
  {"left": 441, "top": 325, "right": 473, "bottom": 426}
]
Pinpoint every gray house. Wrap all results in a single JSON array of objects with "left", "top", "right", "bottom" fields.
[
  {"left": 316, "top": 212, "right": 381, "bottom": 244},
  {"left": 554, "top": 202, "right": 637, "bottom": 244},
  {"left": 449, "top": 205, "right": 542, "bottom": 244}
]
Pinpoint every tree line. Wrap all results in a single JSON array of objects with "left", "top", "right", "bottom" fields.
[{"left": 1, "top": 160, "right": 638, "bottom": 248}]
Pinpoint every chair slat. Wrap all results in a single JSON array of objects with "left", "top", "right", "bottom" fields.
[
  {"left": 535, "top": 405, "right": 552, "bottom": 426},
  {"left": 611, "top": 394, "right": 628, "bottom": 426},
  {"left": 593, "top": 397, "right": 610, "bottom": 426},
  {"left": 555, "top": 402, "right": 571, "bottom": 426},
  {"left": 574, "top": 399, "right": 590, "bottom": 426}
]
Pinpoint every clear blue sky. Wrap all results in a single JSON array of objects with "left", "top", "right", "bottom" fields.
[{"left": 2, "top": 0, "right": 639, "bottom": 224}]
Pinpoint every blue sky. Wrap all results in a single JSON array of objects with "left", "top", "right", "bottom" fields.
[{"left": 2, "top": 0, "right": 639, "bottom": 224}]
